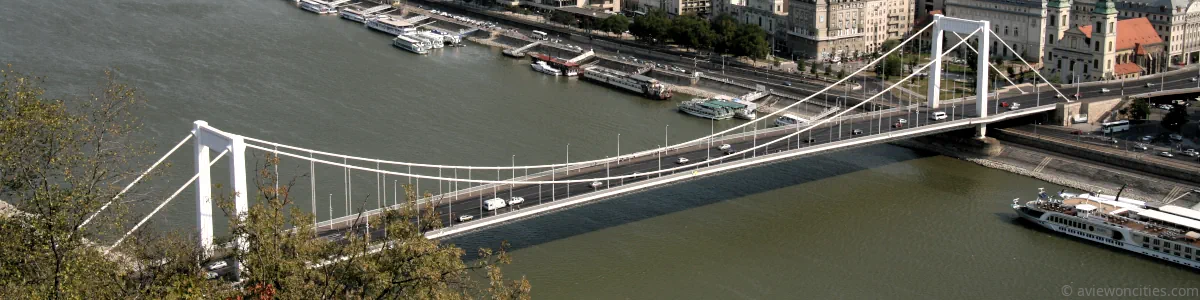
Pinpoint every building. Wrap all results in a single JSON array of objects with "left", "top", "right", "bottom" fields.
[
  {"left": 716, "top": 0, "right": 790, "bottom": 51},
  {"left": 624, "top": 0, "right": 709, "bottom": 15},
  {"left": 942, "top": 0, "right": 1200, "bottom": 66},
  {"left": 1046, "top": 0, "right": 1166, "bottom": 82},
  {"left": 942, "top": 0, "right": 1047, "bottom": 61},
  {"left": 916, "top": 0, "right": 945, "bottom": 19},
  {"left": 784, "top": 0, "right": 893, "bottom": 60},
  {"left": 523, "top": 0, "right": 622, "bottom": 13},
  {"left": 884, "top": 0, "right": 915, "bottom": 39}
]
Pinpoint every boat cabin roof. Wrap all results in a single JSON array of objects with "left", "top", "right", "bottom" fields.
[
  {"left": 1136, "top": 209, "right": 1200, "bottom": 231},
  {"left": 1161, "top": 205, "right": 1200, "bottom": 221}
]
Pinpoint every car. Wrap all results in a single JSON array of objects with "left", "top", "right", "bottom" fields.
[
  {"left": 892, "top": 122, "right": 904, "bottom": 128},
  {"left": 718, "top": 144, "right": 732, "bottom": 150},
  {"left": 1169, "top": 133, "right": 1183, "bottom": 141},
  {"left": 676, "top": 157, "right": 690, "bottom": 164},
  {"left": 1191, "top": 77, "right": 1198, "bottom": 82},
  {"left": 897, "top": 118, "right": 907, "bottom": 124},
  {"left": 457, "top": 214, "right": 474, "bottom": 222},
  {"left": 783, "top": 81, "right": 793, "bottom": 86},
  {"left": 1069, "top": 130, "right": 1082, "bottom": 135},
  {"left": 206, "top": 272, "right": 220, "bottom": 280},
  {"left": 1073, "top": 93, "right": 1082, "bottom": 99},
  {"left": 1159, "top": 151, "right": 1174, "bottom": 158},
  {"left": 804, "top": 137, "right": 816, "bottom": 143},
  {"left": 1000, "top": 101, "right": 1010, "bottom": 107},
  {"left": 1141, "top": 135, "right": 1153, "bottom": 142},
  {"left": 1182, "top": 149, "right": 1199, "bottom": 157},
  {"left": 851, "top": 129, "right": 864, "bottom": 135},
  {"left": 507, "top": 197, "right": 525, "bottom": 205},
  {"left": 1100, "top": 88, "right": 1111, "bottom": 93},
  {"left": 207, "top": 261, "right": 227, "bottom": 271},
  {"left": 1054, "top": 93, "right": 1062, "bottom": 98},
  {"left": 930, "top": 111, "right": 948, "bottom": 120},
  {"left": 724, "top": 148, "right": 736, "bottom": 155},
  {"left": 590, "top": 181, "right": 604, "bottom": 188},
  {"left": 1133, "top": 143, "right": 1148, "bottom": 151},
  {"left": 1008, "top": 102, "right": 1021, "bottom": 110},
  {"left": 1146, "top": 83, "right": 1156, "bottom": 88}
]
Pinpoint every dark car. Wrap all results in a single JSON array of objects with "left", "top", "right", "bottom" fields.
[
  {"left": 851, "top": 129, "right": 864, "bottom": 135},
  {"left": 804, "top": 137, "right": 816, "bottom": 143}
]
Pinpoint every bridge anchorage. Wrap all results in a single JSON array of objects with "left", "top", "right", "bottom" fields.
[{"left": 82, "top": 16, "right": 1075, "bottom": 279}]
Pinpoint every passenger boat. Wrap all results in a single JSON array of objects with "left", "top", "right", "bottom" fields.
[
  {"left": 774, "top": 113, "right": 807, "bottom": 127},
  {"left": 531, "top": 61, "right": 562, "bottom": 76},
  {"left": 339, "top": 8, "right": 369, "bottom": 22},
  {"left": 715, "top": 98, "right": 757, "bottom": 120},
  {"left": 300, "top": 0, "right": 335, "bottom": 14},
  {"left": 1012, "top": 187, "right": 1200, "bottom": 270},
  {"left": 677, "top": 98, "right": 735, "bottom": 120},
  {"left": 393, "top": 35, "right": 429, "bottom": 55},
  {"left": 367, "top": 16, "right": 414, "bottom": 36},
  {"left": 581, "top": 66, "right": 672, "bottom": 99}
]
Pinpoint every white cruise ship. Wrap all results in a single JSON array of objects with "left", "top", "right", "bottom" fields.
[
  {"left": 677, "top": 98, "right": 735, "bottom": 120},
  {"left": 339, "top": 5, "right": 388, "bottom": 23},
  {"left": 531, "top": 61, "right": 562, "bottom": 76},
  {"left": 774, "top": 113, "right": 807, "bottom": 127},
  {"left": 367, "top": 16, "right": 414, "bottom": 36},
  {"left": 1012, "top": 188, "right": 1200, "bottom": 270},
  {"left": 300, "top": 0, "right": 336, "bottom": 14},
  {"left": 393, "top": 35, "right": 429, "bottom": 55}
]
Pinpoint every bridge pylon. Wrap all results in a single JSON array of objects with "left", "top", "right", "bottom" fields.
[
  {"left": 192, "top": 120, "right": 249, "bottom": 278},
  {"left": 928, "top": 15, "right": 990, "bottom": 137}
]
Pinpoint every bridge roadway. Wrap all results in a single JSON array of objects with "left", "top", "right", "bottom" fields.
[{"left": 313, "top": 98, "right": 1046, "bottom": 241}]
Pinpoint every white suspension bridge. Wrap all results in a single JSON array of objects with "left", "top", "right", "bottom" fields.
[{"left": 82, "top": 16, "right": 1083, "bottom": 277}]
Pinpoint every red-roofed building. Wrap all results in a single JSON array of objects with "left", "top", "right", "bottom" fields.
[{"left": 1044, "top": 0, "right": 1166, "bottom": 83}]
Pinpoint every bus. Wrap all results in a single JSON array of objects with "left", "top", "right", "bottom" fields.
[
  {"left": 1101, "top": 120, "right": 1130, "bottom": 134},
  {"left": 531, "top": 30, "right": 547, "bottom": 40}
]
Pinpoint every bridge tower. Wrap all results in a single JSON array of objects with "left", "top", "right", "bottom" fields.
[
  {"left": 927, "top": 15, "right": 991, "bottom": 137},
  {"left": 192, "top": 120, "right": 249, "bottom": 277}
]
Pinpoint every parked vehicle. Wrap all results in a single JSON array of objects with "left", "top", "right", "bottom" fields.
[
  {"left": 457, "top": 214, "right": 474, "bottom": 222},
  {"left": 1169, "top": 133, "right": 1183, "bottom": 141}
]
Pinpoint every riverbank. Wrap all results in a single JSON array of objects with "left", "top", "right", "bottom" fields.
[{"left": 894, "top": 131, "right": 1200, "bottom": 208}]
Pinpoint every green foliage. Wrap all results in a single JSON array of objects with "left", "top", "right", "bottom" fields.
[
  {"left": 668, "top": 15, "right": 712, "bottom": 50},
  {"left": 795, "top": 59, "right": 806, "bottom": 74},
  {"left": 880, "top": 55, "right": 903, "bottom": 79},
  {"left": 824, "top": 64, "right": 832, "bottom": 75},
  {"left": 810, "top": 63, "right": 820, "bottom": 75},
  {"left": 1161, "top": 103, "right": 1190, "bottom": 132},
  {"left": 630, "top": 10, "right": 670, "bottom": 43},
  {"left": 1125, "top": 99, "right": 1150, "bottom": 120},
  {"left": 881, "top": 40, "right": 900, "bottom": 53},
  {"left": 549, "top": 10, "right": 577, "bottom": 26},
  {"left": 600, "top": 14, "right": 629, "bottom": 34}
]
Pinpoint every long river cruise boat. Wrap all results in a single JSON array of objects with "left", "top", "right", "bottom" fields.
[
  {"left": 1012, "top": 188, "right": 1200, "bottom": 270},
  {"left": 300, "top": 0, "right": 336, "bottom": 14},
  {"left": 339, "top": 5, "right": 388, "bottom": 23},
  {"left": 581, "top": 66, "right": 672, "bottom": 100}
]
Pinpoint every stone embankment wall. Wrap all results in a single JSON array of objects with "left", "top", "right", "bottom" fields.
[
  {"left": 893, "top": 132, "right": 1199, "bottom": 208},
  {"left": 991, "top": 129, "right": 1200, "bottom": 184}
]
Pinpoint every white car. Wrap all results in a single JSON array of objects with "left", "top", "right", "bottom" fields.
[
  {"left": 1100, "top": 88, "right": 1111, "bottom": 93},
  {"left": 1146, "top": 83, "right": 1156, "bottom": 88},
  {"left": 507, "top": 197, "right": 525, "bottom": 205},
  {"left": 1008, "top": 102, "right": 1021, "bottom": 110},
  {"left": 897, "top": 118, "right": 907, "bottom": 124},
  {"left": 676, "top": 157, "right": 690, "bottom": 164},
  {"left": 1182, "top": 149, "right": 1199, "bottom": 157},
  {"left": 718, "top": 144, "right": 732, "bottom": 150},
  {"left": 930, "top": 111, "right": 948, "bottom": 120},
  {"left": 590, "top": 181, "right": 604, "bottom": 189},
  {"left": 457, "top": 214, "right": 474, "bottom": 222},
  {"left": 1192, "top": 77, "right": 1198, "bottom": 82},
  {"left": 206, "top": 272, "right": 220, "bottom": 280},
  {"left": 1159, "top": 151, "right": 1174, "bottom": 158},
  {"left": 207, "top": 261, "right": 227, "bottom": 271}
]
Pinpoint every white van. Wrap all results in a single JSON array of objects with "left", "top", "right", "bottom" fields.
[
  {"left": 930, "top": 111, "right": 948, "bottom": 120},
  {"left": 484, "top": 198, "right": 507, "bottom": 211}
]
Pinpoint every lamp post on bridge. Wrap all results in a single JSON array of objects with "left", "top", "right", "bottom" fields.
[
  {"left": 664, "top": 125, "right": 670, "bottom": 154},
  {"left": 511, "top": 155, "right": 515, "bottom": 200},
  {"left": 566, "top": 143, "right": 570, "bottom": 199},
  {"left": 616, "top": 133, "right": 621, "bottom": 163}
]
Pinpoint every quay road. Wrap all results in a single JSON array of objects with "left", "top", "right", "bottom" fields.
[{"left": 313, "top": 98, "right": 1044, "bottom": 242}]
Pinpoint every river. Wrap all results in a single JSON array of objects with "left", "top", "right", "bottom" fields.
[{"left": 1, "top": 0, "right": 1195, "bottom": 298}]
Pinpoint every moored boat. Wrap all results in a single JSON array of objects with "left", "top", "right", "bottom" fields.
[{"left": 677, "top": 98, "right": 735, "bottom": 120}]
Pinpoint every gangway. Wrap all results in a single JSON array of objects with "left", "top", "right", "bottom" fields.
[
  {"left": 567, "top": 50, "right": 594, "bottom": 63},
  {"left": 404, "top": 15, "right": 430, "bottom": 24},
  {"left": 360, "top": 5, "right": 390, "bottom": 15},
  {"left": 740, "top": 90, "right": 769, "bottom": 102},
  {"left": 502, "top": 41, "right": 541, "bottom": 58},
  {"left": 326, "top": 0, "right": 351, "bottom": 7}
]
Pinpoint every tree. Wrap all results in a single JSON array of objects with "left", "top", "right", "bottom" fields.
[
  {"left": 836, "top": 69, "right": 846, "bottom": 80},
  {"left": 549, "top": 11, "right": 577, "bottom": 27},
  {"left": 709, "top": 14, "right": 739, "bottom": 54},
  {"left": 1162, "top": 103, "right": 1190, "bottom": 132},
  {"left": 795, "top": 59, "right": 806, "bottom": 75},
  {"left": 1125, "top": 99, "right": 1151, "bottom": 120},
  {"left": 880, "top": 55, "right": 903, "bottom": 80},
  {"left": 881, "top": 39, "right": 901, "bottom": 53},
  {"left": 811, "top": 63, "right": 820, "bottom": 75},
  {"left": 824, "top": 64, "right": 832, "bottom": 75},
  {"left": 0, "top": 67, "right": 225, "bottom": 298},
  {"left": 669, "top": 15, "right": 713, "bottom": 50},
  {"left": 630, "top": 10, "right": 670, "bottom": 44},
  {"left": 602, "top": 14, "right": 629, "bottom": 35},
  {"left": 729, "top": 24, "right": 769, "bottom": 59}
]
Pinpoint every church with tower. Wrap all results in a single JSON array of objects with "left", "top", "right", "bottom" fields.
[{"left": 1043, "top": 0, "right": 1167, "bottom": 83}]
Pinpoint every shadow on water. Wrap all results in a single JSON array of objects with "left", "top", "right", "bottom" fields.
[{"left": 448, "top": 144, "right": 938, "bottom": 259}]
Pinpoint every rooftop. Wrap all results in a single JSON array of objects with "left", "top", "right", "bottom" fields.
[{"left": 1115, "top": 18, "right": 1163, "bottom": 50}]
